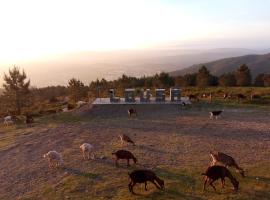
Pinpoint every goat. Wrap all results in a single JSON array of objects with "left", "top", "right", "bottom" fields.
[
  {"left": 25, "top": 114, "right": 34, "bottom": 126},
  {"left": 188, "top": 94, "right": 199, "bottom": 102},
  {"left": 128, "top": 108, "right": 137, "bottom": 117},
  {"left": 236, "top": 94, "right": 246, "bottom": 103},
  {"left": 209, "top": 110, "right": 223, "bottom": 119},
  {"left": 210, "top": 151, "right": 245, "bottom": 177},
  {"left": 3, "top": 116, "right": 14, "bottom": 126},
  {"left": 128, "top": 169, "right": 164, "bottom": 194},
  {"left": 202, "top": 165, "right": 239, "bottom": 192},
  {"left": 43, "top": 151, "right": 64, "bottom": 168},
  {"left": 80, "top": 143, "right": 94, "bottom": 160},
  {"left": 112, "top": 150, "right": 137, "bottom": 167},
  {"left": 250, "top": 94, "right": 261, "bottom": 100},
  {"left": 119, "top": 134, "right": 135, "bottom": 146},
  {"left": 76, "top": 101, "right": 87, "bottom": 108}
]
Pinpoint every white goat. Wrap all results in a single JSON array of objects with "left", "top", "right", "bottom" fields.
[
  {"left": 80, "top": 143, "right": 94, "bottom": 160},
  {"left": 76, "top": 101, "right": 87, "bottom": 108},
  {"left": 3, "top": 116, "right": 14, "bottom": 126},
  {"left": 43, "top": 151, "right": 64, "bottom": 168}
]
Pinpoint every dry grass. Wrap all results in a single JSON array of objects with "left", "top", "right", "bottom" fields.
[{"left": 0, "top": 104, "right": 269, "bottom": 200}]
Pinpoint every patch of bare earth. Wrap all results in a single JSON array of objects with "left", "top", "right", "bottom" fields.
[{"left": 0, "top": 105, "right": 269, "bottom": 199}]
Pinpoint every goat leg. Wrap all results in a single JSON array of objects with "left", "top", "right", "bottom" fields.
[
  {"left": 151, "top": 180, "right": 161, "bottom": 190},
  {"left": 209, "top": 180, "right": 216, "bottom": 191}
]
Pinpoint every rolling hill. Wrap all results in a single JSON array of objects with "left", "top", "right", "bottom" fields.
[
  {"left": 170, "top": 53, "right": 270, "bottom": 78},
  {"left": 0, "top": 48, "right": 263, "bottom": 87}
]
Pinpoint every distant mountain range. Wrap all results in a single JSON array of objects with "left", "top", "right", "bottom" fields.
[
  {"left": 1, "top": 48, "right": 270, "bottom": 86},
  {"left": 170, "top": 53, "right": 270, "bottom": 78}
]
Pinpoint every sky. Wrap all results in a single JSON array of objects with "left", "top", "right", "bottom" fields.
[
  {"left": 0, "top": 0, "right": 270, "bottom": 64},
  {"left": 0, "top": 0, "right": 270, "bottom": 87}
]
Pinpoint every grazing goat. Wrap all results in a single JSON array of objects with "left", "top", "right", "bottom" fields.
[
  {"left": 128, "top": 108, "right": 137, "bottom": 117},
  {"left": 76, "top": 101, "right": 87, "bottom": 108},
  {"left": 43, "top": 151, "right": 64, "bottom": 168},
  {"left": 209, "top": 110, "right": 223, "bottom": 119},
  {"left": 119, "top": 134, "right": 135, "bottom": 146},
  {"left": 202, "top": 165, "right": 239, "bottom": 191},
  {"left": 3, "top": 116, "right": 14, "bottom": 126},
  {"left": 250, "top": 94, "right": 261, "bottom": 100},
  {"left": 210, "top": 151, "right": 245, "bottom": 177},
  {"left": 237, "top": 94, "right": 246, "bottom": 103},
  {"left": 80, "top": 143, "right": 94, "bottom": 160},
  {"left": 25, "top": 114, "right": 34, "bottom": 125},
  {"left": 112, "top": 150, "right": 137, "bottom": 166},
  {"left": 188, "top": 94, "right": 199, "bottom": 102},
  {"left": 128, "top": 169, "right": 164, "bottom": 194}
]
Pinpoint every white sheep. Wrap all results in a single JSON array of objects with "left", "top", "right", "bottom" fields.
[
  {"left": 43, "top": 151, "right": 64, "bottom": 168},
  {"left": 80, "top": 143, "right": 94, "bottom": 160},
  {"left": 3, "top": 116, "right": 14, "bottom": 126}
]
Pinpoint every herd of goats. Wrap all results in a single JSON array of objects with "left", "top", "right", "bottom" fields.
[
  {"left": 1, "top": 103, "right": 246, "bottom": 195},
  {"left": 38, "top": 107, "right": 244, "bottom": 195}
]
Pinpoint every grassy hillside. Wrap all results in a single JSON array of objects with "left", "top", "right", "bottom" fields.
[{"left": 170, "top": 53, "right": 270, "bottom": 77}]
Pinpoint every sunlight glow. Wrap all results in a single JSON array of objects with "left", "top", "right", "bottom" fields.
[{"left": 0, "top": 0, "right": 269, "bottom": 63}]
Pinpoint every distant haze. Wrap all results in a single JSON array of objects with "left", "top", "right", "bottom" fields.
[{"left": 0, "top": 48, "right": 269, "bottom": 87}]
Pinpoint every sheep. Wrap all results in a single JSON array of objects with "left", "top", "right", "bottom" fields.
[
  {"left": 202, "top": 165, "right": 239, "bottom": 192},
  {"left": 119, "top": 134, "right": 135, "bottom": 146},
  {"left": 3, "top": 116, "right": 14, "bottom": 126},
  {"left": 209, "top": 110, "right": 223, "bottom": 119},
  {"left": 128, "top": 108, "right": 137, "bottom": 117},
  {"left": 43, "top": 151, "right": 64, "bottom": 168},
  {"left": 80, "top": 143, "right": 94, "bottom": 160},
  {"left": 210, "top": 151, "right": 245, "bottom": 177},
  {"left": 128, "top": 169, "right": 164, "bottom": 194},
  {"left": 112, "top": 150, "right": 137, "bottom": 167}
]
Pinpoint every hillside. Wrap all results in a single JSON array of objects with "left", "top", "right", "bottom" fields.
[
  {"left": 0, "top": 48, "right": 263, "bottom": 87},
  {"left": 170, "top": 53, "right": 270, "bottom": 77}
]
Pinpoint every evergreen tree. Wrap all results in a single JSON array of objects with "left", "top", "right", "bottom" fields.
[
  {"left": 219, "top": 72, "right": 236, "bottom": 86},
  {"left": 3, "top": 66, "right": 31, "bottom": 114},
  {"left": 254, "top": 73, "right": 265, "bottom": 87},
  {"left": 182, "top": 73, "right": 197, "bottom": 86},
  {"left": 196, "top": 66, "right": 211, "bottom": 87},
  {"left": 235, "top": 64, "right": 252, "bottom": 86},
  {"left": 263, "top": 74, "right": 270, "bottom": 87},
  {"left": 68, "top": 78, "right": 88, "bottom": 102}
]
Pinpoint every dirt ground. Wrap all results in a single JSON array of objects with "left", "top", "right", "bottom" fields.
[{"left": 0, "top": 104, "right": 269, "bottom": 199}]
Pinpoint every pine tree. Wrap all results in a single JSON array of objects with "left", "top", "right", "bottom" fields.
[
  {"left": 219, "top": 73, "right": 236, "bottom": 86},
  {"left": 235, "top": 64, "right": 252, "bottom": 86},
  {"left": 196, "top": 66, "right": 211, "bottom": 87},
  {"left": 68, "top": 78, "right": 88, "bottom": 102},
  {"left": 254, "top": 74, "right": 265, "bottom": 87},
  {"left": 3, "top": 66, "right": 30, "bottom": 114}
]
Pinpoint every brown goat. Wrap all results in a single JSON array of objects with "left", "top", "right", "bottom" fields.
[
  {"left": 119, "top": 134, "right": 135, "bottom": 146},
  {"left": 188, "top": 94, "right": 199, "bottom": 102},
  {"left": 210, "top": 151, "right": 245, "bottom": 177},
  {"left": 128, "top": 108, "right": 137, "bottom": 117},
  {"left": 236, "top": 94, "right": 246, "bottom": 103},
  {"left": 202, "top": 165, "right": 239, "bottom": 192},
  {"left": 25, "top": 114, "right": 34, "bottom": 125},
  {"left": 128, "top": 169, "right": 164, "bottom": 194},
  {"left": 112, "top": 150, "right": 137, "bottom": 166}
]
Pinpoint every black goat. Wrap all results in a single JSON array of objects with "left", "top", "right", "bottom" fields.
[{"left": 128, "top": 169, "right": 164, "bottom": 194}]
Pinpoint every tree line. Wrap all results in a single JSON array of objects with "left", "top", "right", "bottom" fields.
[{"left": 1, "top": 64, "right": 269, "bottom": 115}]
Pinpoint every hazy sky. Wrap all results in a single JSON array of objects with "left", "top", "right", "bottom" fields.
[{"left": 0, "top": 0, "right": 270, "bottom": 64}]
